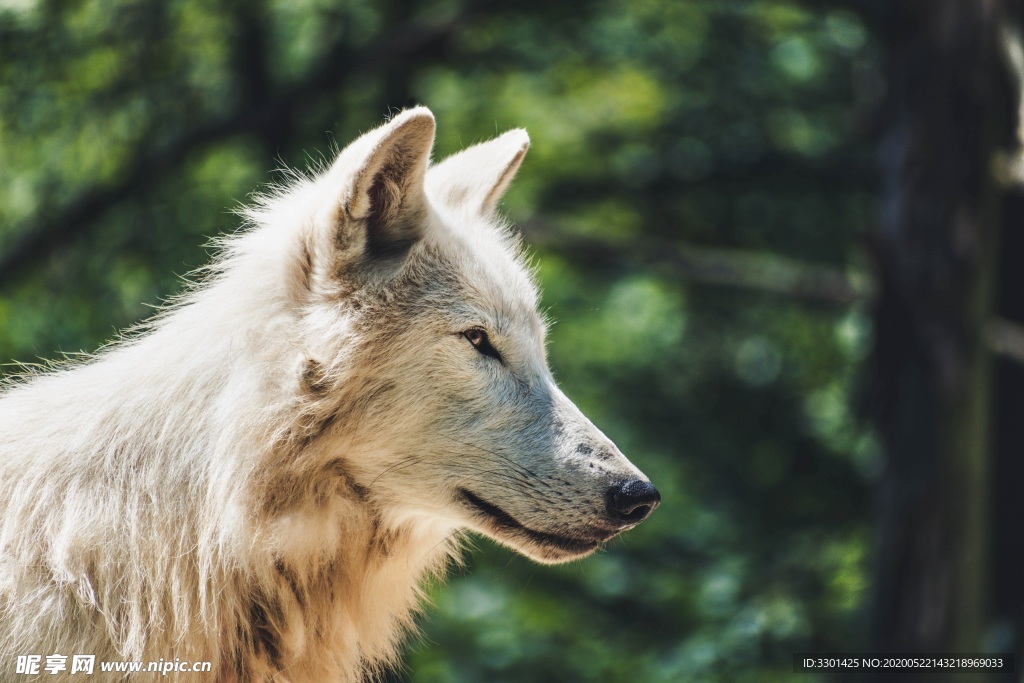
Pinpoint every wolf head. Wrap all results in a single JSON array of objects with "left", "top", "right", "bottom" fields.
[{"left": 261, "top": 107, "right": 659, "bottom": 564}]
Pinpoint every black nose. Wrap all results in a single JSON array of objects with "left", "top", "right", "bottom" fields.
[{"left": 606, "top": 480, "right": 661, "bottom": 525}]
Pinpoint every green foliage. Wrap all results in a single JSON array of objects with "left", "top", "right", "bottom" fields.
[{"left": 0, "top": 0, "right": 878, "bottom": 680}]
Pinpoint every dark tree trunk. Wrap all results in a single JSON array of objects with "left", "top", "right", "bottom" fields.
[
  {"left": 867, "top": 0, "right": 1018, "bottom": 674},
  {"left": 992, "top": 189, "right": 1024, "bottom": 680}
]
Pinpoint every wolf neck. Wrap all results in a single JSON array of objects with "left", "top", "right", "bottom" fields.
[
  {"left": 0, "top": 245, "right": 454, "bottom": 680},
  {"left": 145, "top": 256, "right": 458, "bottom": 679}
]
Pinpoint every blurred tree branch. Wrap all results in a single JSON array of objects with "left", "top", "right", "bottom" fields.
[
  {"left": 521, "top": 222, "right": 1024, "bottom": 367},
  {"left": 536, "top": 150, "right": 876, "bottom": 210},
  {"left": 0, "top": 3, "right": 487, "bottom": 290},
  {"left": 520, "top": 221, "right": 871, "bottom": 304},
  {"left": 989, "top": 317, "right": 1024, "bottom": 365}
]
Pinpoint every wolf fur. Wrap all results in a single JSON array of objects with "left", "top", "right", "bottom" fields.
[{"left": 0, "top": 108, "right": 658, "bottom": 682}]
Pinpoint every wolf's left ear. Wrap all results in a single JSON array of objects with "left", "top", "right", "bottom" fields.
[
  {"left": 426, "top": 129, "right": 530, "bottom": 216},
  {"left": 318, "top": 107, "right": 435, "bottom": 274}
]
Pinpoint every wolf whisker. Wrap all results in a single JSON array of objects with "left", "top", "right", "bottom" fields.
[
  {"left": 368, "top": 455, "right": 422, "bottom": 488},
  {"left": 441, "top": 436, "right": 549, "bottom": 485}
]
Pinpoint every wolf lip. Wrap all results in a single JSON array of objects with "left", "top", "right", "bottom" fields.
[{"left": 456, "top": 487, "right": 609, "bottom": 555}]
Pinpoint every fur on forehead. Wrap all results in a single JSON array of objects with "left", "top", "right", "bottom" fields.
[
  {"left": 414, "top": 208, "right": 542, "bottom": 327},
  {"left": 421, "top": 127, "right": 532, "bottom": 276},
  {"left": 410, "top": 128, "right": 541, "bottom": 324}
]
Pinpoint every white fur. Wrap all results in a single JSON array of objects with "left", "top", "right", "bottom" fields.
[{"left": 0, "top": 108, "right": 656, "bottom": 682}]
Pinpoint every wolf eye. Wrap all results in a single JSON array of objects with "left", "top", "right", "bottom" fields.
[{"left": 463, "top": 327, "right": 502, "bottom": 361}]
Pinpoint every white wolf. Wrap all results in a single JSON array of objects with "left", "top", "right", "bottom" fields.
[{"left": 0, "top": 107, "right": 660, "bottom": 682}]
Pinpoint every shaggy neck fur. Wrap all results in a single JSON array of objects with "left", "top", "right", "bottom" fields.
[{"left": 0, "top": 223, "right": 460, "bottom": 682}]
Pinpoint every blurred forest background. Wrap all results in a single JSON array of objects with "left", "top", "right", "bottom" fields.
[{"left": 3, "top": 0, "right": 1024, "bottom": 681}]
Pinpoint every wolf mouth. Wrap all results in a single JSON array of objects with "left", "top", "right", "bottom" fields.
[{"left": 457, "top": 487, "right": 605, "bottom": 555}]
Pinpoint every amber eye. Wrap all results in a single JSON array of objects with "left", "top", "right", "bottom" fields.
[{"left": 463, "top": 327, "right": 502, "bottom": 361}]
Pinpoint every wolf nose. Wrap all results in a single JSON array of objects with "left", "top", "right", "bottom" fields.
[{"left": 606, "top": 480, "right": 661, "bottom": 525}]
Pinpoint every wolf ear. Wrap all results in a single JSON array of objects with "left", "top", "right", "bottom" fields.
[
  {"left": 426, "top": 129, "right": 530, "bottom": 216},
  {"left": 318, "top": 107, "right": 435, "bottom": 273}
]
